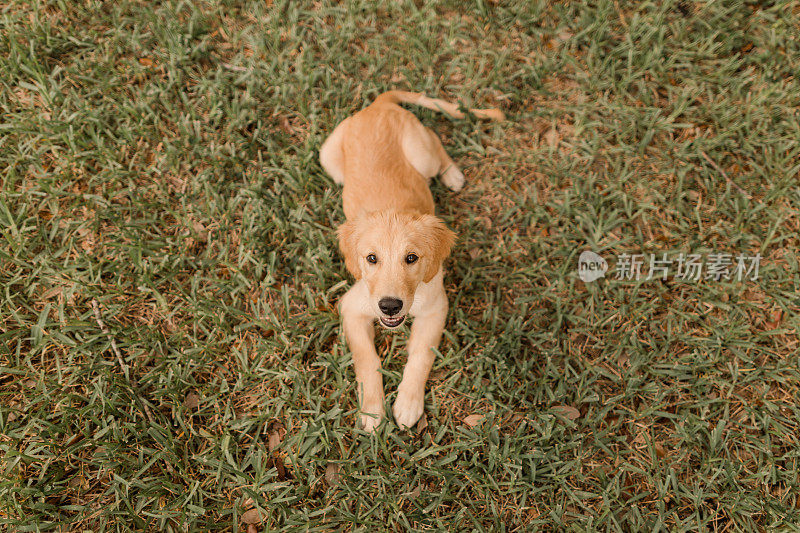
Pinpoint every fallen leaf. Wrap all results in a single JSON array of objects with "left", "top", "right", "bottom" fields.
[
  {"left": 138, "top": 57, "right": 153, "bottom": 67},
  {"left": 654, "top": 442, "right": 667, "bottom": 459},
  {"left": 766, "top": 308, "right": 782, "bottom": 330},
  {"left": 416, "top": 412, "right": 428, "bottom": 433},
  {"left": 268, "top": 430, "right": 282, "bottom": 452},
  {"left": 463, "top": 414, "right": 484, "bottom": 427},
  {"left": 183, "top": 392, "right": 200, "bottom": 410},
  {"left": 192, "top": 220, "right": 208, "bottom": 241},
  {"left": 552, "top": 405, "right": 580, "bottom": 420},
  {"left": 41, "top": 287, "right": 62, "bottom": 300},
  {"left": 557, "top": 30, "right": 573, "bottom": 42},
  {"left": 274, "top": 456, "right": 287, "bottom": 480},
  {"left": 325, "top": 463, "right": 341, "bottom": 486},
  {"left": 241, "top": 508, "right": 263, "bottom": 524},
  {"left": 403, "top": 485, "right": 422, "bottom": 498},
  {"left": 543, "top": 128, "right": 560, "bottom": 148},
  {"left": 546, "top": 30, "right": 573, "bottom": 49}
]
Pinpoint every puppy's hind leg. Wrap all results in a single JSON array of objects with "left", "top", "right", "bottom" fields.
[
  {"left": 319, "top": 118, "right": 350, "bottom": 185},
  {"left": 427, "top": 128, "right": 466, "bottom": 192},
  {"left": 403, "top": 123, "right": 465, "bottom": 192}
]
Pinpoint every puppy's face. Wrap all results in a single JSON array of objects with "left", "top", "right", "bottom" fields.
[{"left": 338, "top": 212, "right": 455, "bottom": 328}]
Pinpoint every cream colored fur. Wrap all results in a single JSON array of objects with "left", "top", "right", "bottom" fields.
[{"left": 319, "top": 90, "right": 503, "bottom": 431}]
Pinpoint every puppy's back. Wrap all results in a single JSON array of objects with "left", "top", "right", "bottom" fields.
[{"left": 340, "top": 103, "right": 434, "bottom": 220}]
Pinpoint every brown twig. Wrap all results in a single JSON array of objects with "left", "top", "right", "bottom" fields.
[
  {"left": 700, "top": 151, "right": 752, "bottom": 200},
  {"left": 91, "top": 299, "right": 155, "bottom": 424},
  {"left": 222, "top": 62, "right": 249, "bottom": 72},
  {"left": 613, "top": 0, "right": 629, "bottom": 28}
]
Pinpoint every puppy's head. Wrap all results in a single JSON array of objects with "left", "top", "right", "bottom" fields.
[{"left": 338, "top": 211, "right": 455, "bottom": 328}]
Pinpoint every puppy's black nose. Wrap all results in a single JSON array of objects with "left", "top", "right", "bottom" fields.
[{"left": 378, "top": 297, "right": 403, "bottom": 316}]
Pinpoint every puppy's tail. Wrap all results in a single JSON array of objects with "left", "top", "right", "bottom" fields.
[{"left": 374, "top": 90, "right": 505, "bottom": 121}]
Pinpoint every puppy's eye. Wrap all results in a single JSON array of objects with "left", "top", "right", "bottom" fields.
[
  {"left": 405, "top": 253, "right": 419, "bottom": 264},
  {"left": 366, "top": 254, "right": 377, "bottom": 264}
]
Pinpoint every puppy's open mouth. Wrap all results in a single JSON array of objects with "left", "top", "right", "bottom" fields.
[{"left": 379, "top": 316, "right": 405, "bottom": 328}]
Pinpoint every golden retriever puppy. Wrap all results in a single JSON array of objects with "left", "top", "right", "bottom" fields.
[{"left": 319, "top": 90, "right": 503, "bottom": 431}]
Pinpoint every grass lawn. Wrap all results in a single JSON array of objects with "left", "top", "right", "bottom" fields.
[{"left": 2, "top": 0, "right": 799, "bottom": 530}]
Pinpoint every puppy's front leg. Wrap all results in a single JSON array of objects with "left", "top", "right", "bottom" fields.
[
  {"left": 393, "top": 284, "right": 448, "bottom": 429},
  {"left": 342, "top": 309, "right": 385, "bottom": 431}
]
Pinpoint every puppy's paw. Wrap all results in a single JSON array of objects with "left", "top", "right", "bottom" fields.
[
  {"left": 393, "top": 388, "right": 425, "bottom": 429},
  {"left": 441, "top": 165, "right": 465, "bottom": 192},
  {"left": 359, "top": 411, "right": 383, "bottom": 433}
]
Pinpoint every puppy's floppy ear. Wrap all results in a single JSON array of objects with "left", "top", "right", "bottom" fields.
[
  {"left": 418, "top": 215, "right": 456, "bottom": 283},
  {"left": 337, "top": 220, "right": 362, "bottom": 279}
]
